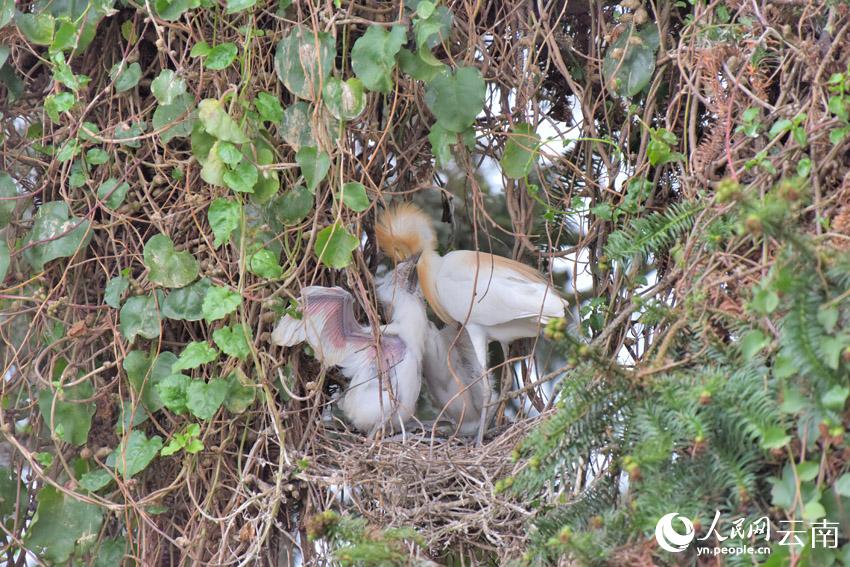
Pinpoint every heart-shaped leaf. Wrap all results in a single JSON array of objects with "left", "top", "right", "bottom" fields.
[
  {"left": 25, "top": 486, "right": 103, "bottom": 564},
  {"left": 123, "top": 350, "right": 177, "bottom": 414},
  {"left": 351, "top": 24, "right": 406, "bottom": 94},
  {"left": 501, "top": 122, "right": 541, "bottom": 179},
  {"left": 208, "top": 198, "right": 241, "bottom": 248},
  {"left": 602, "top": 24, "right": 660, "bottom": 97},
  {"left": 205, "top": 42, "right": 237, "bottom": 70},
  {"left": 425, "top": 66, "right": 485, "bottom": 133},
  {"left": 23, "top": 201, "right": 92, "bottom": 271},
  {"left": 151, "top": 69, "right": 187, "bottom": 105},
  {"left": 322, "top": 77, "right": 366, "bottom": 121},
  {"left": 97, "top": 178, "right": 130, "bottom": 209},
  {"left": 296, "top": 146, "right": 330, "bottom": 193},
  {"left": 269, "top": 186, "right": 313, "bottom": 225},
  {"left": 106, "top": 430, "right": 163, "bottom": 479},
  {"left": 120, "top": 292, "right": 164, "bottom": 341},
  {"left": 144, "top": 234, "right": 199, "bottom": 288},
  {"left": 255, "top": 92, "right": 284, "bottom": 123},
  {"left": 339, "top": 182, "right": 369, "bottom": 212},
  {"left": 223, "top": 160, "right": 258, "bottom": 193},
  {"left": 110, "top": 61, "right": 142, "bottom": 93},
  {"left": 202, "top": 285, "right": 242, "bottom": 322},
  {"left": 274, "top": 26, "right": 335, "bottom": 100},
  {"left": 186, "top": 378, "right": 229, "bottom": 420},
  {"left": 156, "top": 373, "right": 191, "bottom": 414},
  {"left": 315, "top": 222, "right": 359, "bottom": 269},
  {"left": 212, "top": 324, "right": 252, "bottom": 360},
  {"left": 172, "top": 341, "right": 219, "bottom": 372},
  {"left": 153, "top": 93, "right": 196, "bottom": 143},
  {"left": 162, "top": 278, "right": 211, "bottom": 321},
  {"left": 198, "top": 98, "right": 248, "bottom": 143},
  {"left": 38, "top": 381, "right": 95, "bottom": 446},
  {"left": 280, "top": 101, "right": 317, "bottom": 151}
]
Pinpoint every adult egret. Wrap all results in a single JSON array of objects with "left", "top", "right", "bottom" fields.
[
  {"left": 376, "top": 203, "right": 567, "bottom": 369},
  {"left": 271, "top": 259, "right": 426, "bottom": 436}
]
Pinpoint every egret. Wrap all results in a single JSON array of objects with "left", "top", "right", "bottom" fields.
[
  {"left": 422, "top": 322, "right": 494, "bottom": 442},
  {"left": 375, "top": 203, "right": 567, "bottom": 369},
  {"left": 271, "top": 259, "right": 426, "bottom": 436}
]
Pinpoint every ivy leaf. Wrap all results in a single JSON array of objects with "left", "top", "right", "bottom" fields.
[
  {"left": 274, "top": 25, "right": 335, "bottom": 100},
  {"left": 224, "top": 370, "right": 255, "bottom": 413},
  {"left": 151, "top": 69, "right": 187, "bottom": 105},
  {"left": 602, "top": 24, "right": 660, "bottom": 97},
  {"left": 155, "top": 0, "right": 196, "bottom": 21},
  {"left": 212, "top": 324, "right": 252, "bottom": 360},
  {"left": 186, "top": 378, "right": 229, "bottom": 420},
  {"left": 200, "top": 142, "right": 226, "bottom": 186},
  {"left": 414, "top": 5, "right": 452, "bottom": 49},
  {"left": 803, "top": 498, "right": 826, "bottom": 521},
  {"left": 156, "top": 373, "right": 191, "bottom": 414},
  {"left": 23, "top": 201, "right": 92, "bottom": 271},
  {"left": 162, "top": 278, "right": 211, "bottom": 321},
  {"left": 739, "top": 329, "right": 768, "bottom": 359},
  {"left": 315, "top": 222, "right": 359, "bottom": 269},
  {"left": 15, "top": 11, "right": 55, "bottom": 45},
  {"left": 835, "top": 474, "right": 850, "bottom": 497},
  {"left": 144, "top": 234, "right": 199, "bottom": 288},
  {"left": 280, "top": 101, "right": 317, "bottom": 151},
  {"left": 223, "top": 160, "right": 258, "bottom": 193},
  {"left": 822, "top": 385, "right": 849, "bottom": 411},
  {"left": 205, "top": 43, "right": 238, "bottom": 70},
  {"left": 172, "top": 341, "right": 219, "bottom": 373},
  {"left": 322, "top": 77, "right": 366, "bottom": 121},
  {"left": 0, "top": 171, "right": 17, "bottom": 228},
  {"left": 398, "top": 47, "right": 445, "bottom": 82},
  {"left": 106, "top": 430, "right": 163, "bottom": 479},
  {"left": 198, "top": 98, "right": 248, "bottom": 143},
  {"left": 760, "top": 426, "right": 791, "bottom": 450},
  {"left": 255, "top": 92, "right": 284, "bottom": 124},
  {"left": 25, "top": 486, "right": 103, "bottom": 564},
  {"left": 104, "top": 274, "right": 129, "bottom": 308},
  {"left": 123, "top": 350, "right": 177, "bottom": 414},
  {"left": 339, "top": 182, "right": 369, "bottom": 212},
  {"left": 269, "top": 186, "right": 313, "bottom": 225},
  {"left": 208, "top": 198, "right": 241, "bottom": 248},
  {"left": 249, "top": 248, "right": 283, "bottom": 279},
  {"left": 350, "top": 24, "right": 406, "bottom": 94},
  {"left": 501, "top": 122, "right": 541, "bottom": 179},
  {"left": 115, "top": 121, "right": 146, "bottom": 147},
  {"left": 38, "top": 381, "right": 95, "bottom": 446},
  {"left": 226, "top": 0, "right": 256, "bottom": 14},
  {"left": 425, "top": 66, "right": 485, "bottom": 133},
  {"left": 86, "top": 147, "right": 109, "bottom": 165},
  {"left": 78, "top": 469, "right": 113, "bottom": 492},
  {"left": 97, "top": 178, "right": 130, "bottom": 209},
  {"left": 0, "top": 241, "right": 8, "bottom": 283},
  {"left": 202, "top": 285, "right": 242, "bottom": 322},
  {"left": 110, "top": 61, "right": 142, "bottom": 93},
  {"left": 296, "top": 146, "right": 330, "bottom": 193},
  {"left": 153, "top": 93, "right": 196, "bottom": 143},
  {"left": 45, "top": 91, "right": 75, "bottom": 122},
  {"left": 216, "top": 142, "right": 242, "bottom": 165},
  {"left": 428, "top": 122, "right": 456, "bottom": 167},
  {"left": 119, "top": 292, "right": 164, "bottom": 341}
]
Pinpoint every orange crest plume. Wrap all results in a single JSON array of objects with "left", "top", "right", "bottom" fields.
[{"left": 375, "top": 202, "right": 437, "bottom": 261}]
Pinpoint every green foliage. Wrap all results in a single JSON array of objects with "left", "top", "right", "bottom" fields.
[
  {"left": 315, "top": 222, "right": 359, "bottom": 269},
  {"left": 602, "top": 24, "right": 660, "bottom": 97},
  {"left": 25, "top": 486, "right": 103, "bottom": 564},
  {"left": 123, "top": 349, "right": 177, "bottom": 413},
  {"left": 350, "top": 24, "right": 406, "bottom": 94},
  {"left": 23, "top": 201, "right": 92, "bottom": 271},
  {"left": 144, "top": 234, "right": 200, "bottom": 288},
  {"left": 501, "top": 122, "right": 541, "bottom": 179},
  {"left": 604, "top": 202, "right": 700, "bottom": 263},
  {"left": 306, "top": 511, "right": 424, "bottom": 566},
  {"left": 107, "top": 430, "right": 163, "bottom": 479},
  {"left": 339, "top": 182, "right": 369, "bottom": 212},
  {"left": 202, "top": 285, "right": 242, "bottom": 322},
  {"left": 212, "top": 323, "right": 253, "bottom": 360},
  {"left": 424, "top": 66, "right": 486, "bottom": 133},
  {"left": 162, "top": 423, "right": 204, "bottom": 456},
  {"left": 296, "top": 146, "right": 331, "bottom": 193},
  {"left": 323, "top": 77, "right": 366, "bottom": 121},
  {"left": 274, "top": 25, "right": 335, "bottom": 100},
  {"left": 38, "top": 381, "right": 96, "bottom": 446},
  {"left": 120, "top": 291, "right": 164, "bottom": 341},
  {"left": 208, "top": 197, "right": 241, "bottom": 248}
]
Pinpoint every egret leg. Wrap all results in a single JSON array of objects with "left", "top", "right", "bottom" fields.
[{"left": 465, "top": 326, "right": 489, "bottom": 370}]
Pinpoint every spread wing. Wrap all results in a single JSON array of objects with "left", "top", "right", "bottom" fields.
[{"left": 271, "top": 286, "right": 406, "bottom": 374}]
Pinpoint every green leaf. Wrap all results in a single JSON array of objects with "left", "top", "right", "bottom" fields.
[
  {"left": 119, "top": 292, "right": 163, "bottom": 341},
  {"left": 78, "top": 469, "right": 112, "bottom": 492},
  {"left": 255, "top": 92, "right": 284, "bottom": 123},
  {"left": 86, "top": 147, "right": 110, "bottom": 165},
  {"left": 123, "top": 350, "right": 177, "bottom": 414},
  {"left": 351, "top": 25, "right": 406, "bottom": 94},
  {"left": 144, "top": 233, "right": 200, "bottom": 288},
  {"left": 156, "top": 373, "right": 191, "bottom": 414},
  {"left": 202, "top": 285, "right": 242, "bottom": 322},
  {"left": 817, "top": 304, "right": 839, "bottom": 333},
  {"left": 23, "top": 201, "right": 92, "bottom": 271},
  {"left": 750, "top": 285, "right": 779, "bottom": 315},
  {"left": 104, "top": 274, "right": 129, "bottom": 308},
  {"left": 274, "top": 25, "right": 335, "bottom": 100},
  {"left": 226, "top": 0, "right": 256, "bottom": 14},
  {"left": 269, "top": 186, "right": 313, "bottom": 225},
  {"left": 93, "top": 539, "right": 126, "bottom": 567},
  {"left": 154, "top": 0, "right": 197, "bottom": 21},
  {"left": 162, "top": 278, "right": 211, "bottom": 321},
  {"left": 797, "top": 461, "right": 819, "bottom": 482},
  {"left": 97, "top": 178, "right": 130, "bottom": 209},
  {"left": 153, "top": 93, "right": 196, "bottom": 143},
  {"left": 835, "top": 474, "right": 850, "bottom": 497},
  {"left": 425, "top": 66, "right": 486, "bottom": 133},
  {"left": 51, "top": 18, "right": 79, "bottom": 52},
  {"left": 296, "top": 146, "right": 330, "bottom": 193},
  {"left": 739, "top": 329, "right": 767, "bottom": 359},
  {"left": 0, "top": 1, "right": 13, "bottom": 29},
  {"left": 115, "top": 121, "right": 146, "bottom": 147},
  {"left": 339, "top": 181, "right": 369, "bottom": 212},
  {"left": 315, "top": 222, "right": 359, "bottom": 269},
  {"left": 205, "top": 42, "right": 238, "bottom": 70},
  {"left": 106, "top": 430, "right": 163, "bottom": 479},
  {"left": 0, "top": 241, "right": 8, "bottom": 283},
  {"left": 200, "top": 142, "right": 226, "bottom": 186},
  {"left": 398, "top": 47, "right": 446, "bottom": 82},
  {"left": 822, "top": 385, "right": 849, "bottom": 411},
  {"left": 110, "top": 61, "right": 142, "bottom": 93},
  {"left": 223, "top": 370, "right": 255, "bottom": 413},
  {"left": 216, "top": 141, "right": 243, "bottom": 165},
  {"left": 822, "top": 336, "right": 846, "bottom": 370},
  {"left": 803, "top": 498, "right": 826, "bottom": 521},
  {"left": 44, "top": 91, "right": 75, "bottom": 122},
  {"left": 501, "top": 122, "right": 541, "bottom": 179},
  {"left": 25, "top": 486, "right": 103, "bottom": 564},
  {"left": 190, "top": 40, "right": 211, "bottom": 57},
  {"left": 414, "top": 5, "right": 452, "bottom": 49},
  {"left": 208, "top": 198, "right": 241, "bottom": 248},
  {"left": 223, "top": 160, "right": 258, "bottom": 193},
  {"left": 760, "top": 426, "right": 791, "bottom": 450},
  {"left": 38, "top": 381, "right": 95, "bottom": 446},
  {"left": 172, "top": 341, "right": 219, "bottom": 372},
  {"left": 15, "top": 11, "right": 55, "bottom": 45},
  {"left": 280, "top": 101, "right": 317, "bottom": 151},
  {"left": 0, "top": 171, "right": 17, "bottom": 228},
  {"left": 151, "top": 69, "right": 187, "bottom": 105},
  {"left": 198, "top": 98, "right": 249, "bottom": 143},
  {"left": 322, "top": 77, "right": 366, "bottom": 121},
  {"left": 56, "top": 138, "right": 80, "bottom": 162},
  {"left": 602, "top": 24, "right": 660, "bottom": 97},
  {"left": 249, "top": 248, "right": 283, "bottom": 278},
  {"left": 186, "top": 378, "right": 229, "bottom": 420},
  {"left": 212, "top": 324, "right": 252, "bottom": 360}
]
